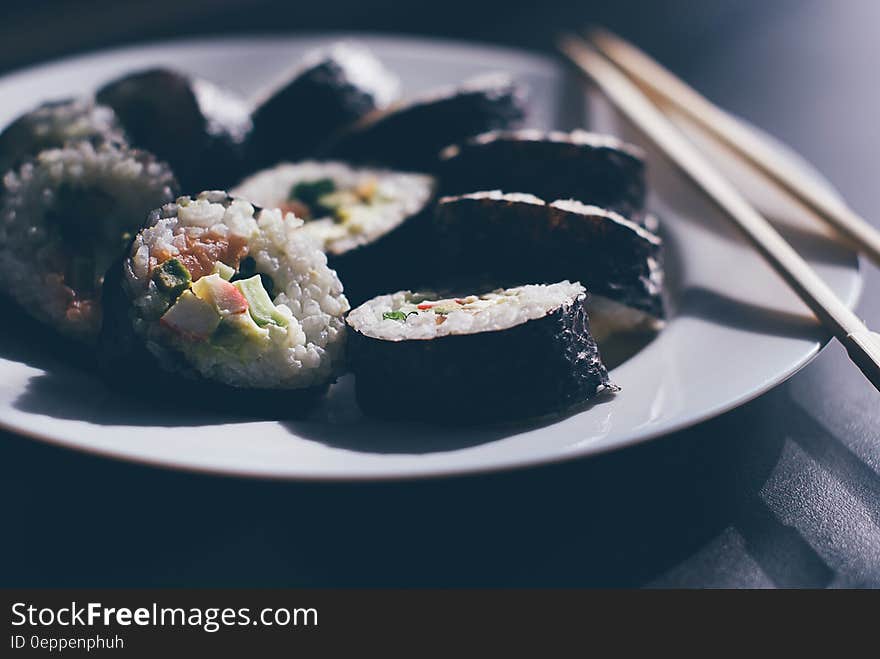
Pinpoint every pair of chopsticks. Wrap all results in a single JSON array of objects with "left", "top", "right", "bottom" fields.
[{"left": 558, "top": 29, "right": 880, "bottom": 392}]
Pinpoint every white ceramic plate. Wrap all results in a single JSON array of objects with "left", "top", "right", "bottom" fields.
[{"left": 0, "top": 34, "right": 861, "bottom": 480}]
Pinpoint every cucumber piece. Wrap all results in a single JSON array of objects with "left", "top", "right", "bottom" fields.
[
  {"left": 212, "top": 261, "right": 235, "bottom": 281},
  {"left": 233, "top": 275, "right": 288, "bottom": 327}
]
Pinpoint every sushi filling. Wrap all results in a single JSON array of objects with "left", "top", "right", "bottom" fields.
[
  {"left": 233, "top": 162, "right": 434, "bottom": 256},
  {"left": 350, "top": 282, "right": 588, "bottom": 341},
  {"left": 282, "top": 176, "right": 380, "bottom": 224},
  {"left": 152, "top": 257, "right": 291, "bottom": 347},
  {"left": 0, "top": 141, "right": 176, "bottom": 340},
  {"left": 125, "top": 192, "right": 348, "bottom": 388},
  {"left": 383, "top": 293, "right": 509, "bottom": 325}
]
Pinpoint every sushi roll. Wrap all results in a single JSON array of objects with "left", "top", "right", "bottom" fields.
[
  {"left": 439, "top": 129, "right": 648, "bottom": 225},
  {"left": 99, "top": 191, "right": 349, "bottom": 408},
  {"left": 96, "top": 68, "right": 253, "bottom": 192},
  {"left": 248, "top": 43, "right": 400, "bottom": 168},
  {"left": 433, "top": 191, "right": 665, "bottom": 338},
  {"left": 0, "top": 141, "right": 177, "bottom": 342},
  {"left": 347, "top": 281, "right": 616, "bottom": 423},
  {"left": 324, "top": 73, "right": 527, "bottom": 171},
  {"left": 232, "top": 161, "right": 436, "bottom": 305},
  {"left": 0, "top": 98, "right": 126, "bottom": 175}
]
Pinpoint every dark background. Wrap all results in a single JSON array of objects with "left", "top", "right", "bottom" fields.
[{"left": 2, "top": 0, "right": 879, "bottom": 587}]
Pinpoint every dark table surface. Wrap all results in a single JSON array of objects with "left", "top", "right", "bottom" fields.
[{"left": 2, "top": 0, "right": 878, "bottom": 588}]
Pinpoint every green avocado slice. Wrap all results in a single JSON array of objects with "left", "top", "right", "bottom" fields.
[{"left": 152, "top": 258, "right": 192, "bottom": 300}]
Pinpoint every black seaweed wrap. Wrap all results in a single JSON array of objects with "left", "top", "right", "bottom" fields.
[
  {"left": 348, "top": 290, "right": 613, "bottom": 423},
  {"left": 439, "top": 130, "right": 648, "bottom": 224},
  {"left": 97, "top": 69, "right": 252, "bottom": 192},
  {"left": 249, "top": 53, "right": 399, "bottom": 168},
  {"left": 326, "top": 203, "right": 437, "bottom": 307},
  {"left": 325, "top": 75, "right": 526, "bottom": 171},
  {"left": 434, "top": 193, "right": 664, "bottom": 318}
]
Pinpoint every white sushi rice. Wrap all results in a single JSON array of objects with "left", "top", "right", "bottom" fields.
[
  {"left": 232, "top": 161, "right": 434, "bottom": 255},
  {"left": 0, "top": 141, "right": 176, "bottom": 341},
  {"left": 18, "top": 99, "right": 120, "bottom": 145},
  {"left": 348, "top": 281, "right": 585, "bottom": 342},
  {"left": 0, "top": 98, "right": 124, "bottom": 172},
  {"left": 125, "top": 191, "right": 349, "bottom": 388}
]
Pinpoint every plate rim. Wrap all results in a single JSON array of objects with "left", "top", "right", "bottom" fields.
[
  {"left": 0, "top": 30, "right": 562, "bottom": 87},
  {"left": 0, "top": 32, "right": 864, "bottom": 481}
]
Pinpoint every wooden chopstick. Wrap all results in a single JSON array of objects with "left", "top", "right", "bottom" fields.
[
  {"left": 588, "top": 27, "right": 880, "bottom": 267},
  {"left": 558, "top": 34, "right": 880, "bottom": 392}
]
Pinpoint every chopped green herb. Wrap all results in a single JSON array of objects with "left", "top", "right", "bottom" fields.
[
  {"left": 152, "top": 258, "right": 192, "bottom": 299},
  {"left": 289, "top": 178, "right": 336, "bottom": 206},
  {"left": 382, "top": 310, "right": 421, "bottom": 322}
]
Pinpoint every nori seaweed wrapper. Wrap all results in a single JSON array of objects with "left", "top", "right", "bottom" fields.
[
  {"left": 324, "top": 73, "right": 527, "bottom": 171},
  {"left": 97, "top": 69, "right": 252, "bottom": 193},
  {"left": 327, "top": 203, "right": 436, "bottom": 307},
  {"left": 433, "top": 192, "right": 664, "bottom": 318},
  {"left": 348, "top": 287, "right": 614, "bottom": 424},
  {"left": 248, "top": 44, "right": 399, "bottom": 169},
  {"left": 439, "top": 129, "right": 648, "bottom": 224}
]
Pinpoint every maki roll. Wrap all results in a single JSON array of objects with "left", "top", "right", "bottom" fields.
[
  {"left": 347, "top": 281, "right": 615, "bottom": 423},
  {"left": 324, "top": 73, "right": 527, "bottom": 171},
  {"left": 232, "top": 161, "right": 435, "bottom": 305},
  {"left": 433, "top": 191, "right": 665, "bottom": 338},
  {"left": 0, "top": 141, "right": 177, "bottom": 342},
  {"left": 99, "top": 191, "right": 349, "bottom": 408},
  {"left": 439, "top": 129, "right": 648, "bottom": 225},
  {"left": 0, "top": 98, "right": 126, "bottom": 175},
  {"left": 248, "top": 43, "right": 399, "bottom": 168},
  {"left": 96, "top": 68, "right": 252, "bottom": 192}
]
